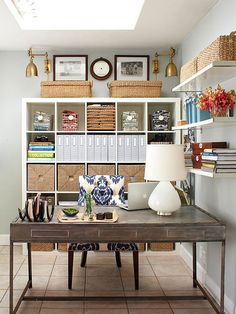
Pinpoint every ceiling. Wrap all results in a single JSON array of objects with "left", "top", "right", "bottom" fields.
[{"left": 0, "top": 0, "right": 218, "bottom": 51}]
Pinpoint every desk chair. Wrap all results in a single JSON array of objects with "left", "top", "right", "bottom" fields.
[{"left": 68, "top": 175, "right": 139, "bottom": 290}]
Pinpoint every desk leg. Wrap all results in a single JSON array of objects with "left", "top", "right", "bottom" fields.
[
  {"left": 220, "top": 241, "right": 225, "bottom": 314},
  {"left": 27, "top": 243, "right": 32, "bottom": 288},
  {"left": 9, "top": 240, "right": 14, "bottom": 314},
  {"left": 192, "top": 242, "right": 197, "bottom": 288}
]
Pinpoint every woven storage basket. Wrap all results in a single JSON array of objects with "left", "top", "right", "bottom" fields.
[
  {"left": 108, "top": 80, "right": 162, "bottom": 98},
  {"left": 28, "top": 164, "right": 54, "bottom": 191},
  {"left": 31, "top": 243, "right": 54, "bottom": 251},
  {"left": 180, "top": 57, "right": 198, "bottom": 82},
  {"left": 149, "top": 243, "right": 174, "bottom": 251},
  {"left": 87, "top": 104, "right": 115, "bottom": 131},
  {"left": 198, "top": 31, "right": 236, "bottom": 71},
  {"left": 58, "top": 164, "right": 85, "bottom": 191},
  {"left": 41, "top": 81, "right": 92, "bottom": 98},
  {"left": 87, "top": 164, "right": 116, "bottom": 176},
  {"left": 118, "top": 164, "right": 145, "bottom": 192}
]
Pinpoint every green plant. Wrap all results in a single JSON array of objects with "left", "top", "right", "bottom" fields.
[{"left": 85, "top": 193, "right": 93, "bottom": 215}]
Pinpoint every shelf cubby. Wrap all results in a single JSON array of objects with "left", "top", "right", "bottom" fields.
[{"left": 57, "top": 102, "right": 86, "bottom": 132}]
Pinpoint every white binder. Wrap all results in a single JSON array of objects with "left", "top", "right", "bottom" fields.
[
  {"left": 131, "top": 135, "right": 139, "bottom": 161},
  {"left": 56, "top": 135, "right": 64, "bottom": 161},
  {"left": 139, "top": 135, "right": 146, "bottom": 161},
  {"left": 87, "top": 134, "right": 95, "bottom": 161},
  {"left": 63, "top": 135, "right": 71, "bottom": 161},
  {"left": 117, "top": 135, "right": 125, "bottom": 161},
  {"left": 95, "top": 135, "right": 102, "bottom": 161},
  {"left": 108, "top": 135, "right": 116, "bottom": 162},
  {"left": 101, "top": 135, "right": 108, "bottom": 161},
  {"left": 70, "top": 135, "right": 77, "bottom": 161},
  {"left": 77, "top": 135, "right": 85, "bottom": 162},
  {"left": 124, "top": 135, "right": 132, "bottom": 161}
]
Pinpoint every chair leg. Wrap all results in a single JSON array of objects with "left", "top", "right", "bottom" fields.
[
  {"left": 115, "top": 251, "right": 122, "bottom": 267},
  {"left": 81, "top": 251, "right": 88, "bottom": 267},
  {"left": 68, "top": 250, "right": 74, "bottom": 290},
  {"left": 133, "top": 251, "right": 139, "bottom": 290}
]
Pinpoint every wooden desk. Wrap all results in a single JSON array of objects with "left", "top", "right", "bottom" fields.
[{"left": 9, "top": 205, "right": 226, "bottom": 314}]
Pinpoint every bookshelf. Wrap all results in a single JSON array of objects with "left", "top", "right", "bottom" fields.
[{"left": 22, "top": 97, "right": 181, "bottom": 206}]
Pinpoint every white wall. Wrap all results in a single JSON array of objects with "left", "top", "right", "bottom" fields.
[
  {"left": 180, "top": 0, "right": 236, "bottom": 311},
  {"left": 0, "top": 48, "right": 180, "bottom": 235}
]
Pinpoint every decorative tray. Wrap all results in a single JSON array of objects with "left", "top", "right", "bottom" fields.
[{"left": 57, "top": 209, "right": 118, "bottom": 223}]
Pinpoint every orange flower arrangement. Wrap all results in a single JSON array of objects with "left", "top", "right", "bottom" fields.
[{"left": 197, "top": 85, "right": 236, "bottom": 117}]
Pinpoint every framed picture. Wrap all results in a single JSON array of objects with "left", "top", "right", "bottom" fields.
[
  {"left": 53, "top": 55, "right": 88, "bottom": 81},
  {"left": 114, "top": 55, "right": 149, "bottom": 80}
]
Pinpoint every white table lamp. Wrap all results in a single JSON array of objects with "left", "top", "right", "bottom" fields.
[{"left": 144, "top": 144, "right": 186, "bottom": 215}]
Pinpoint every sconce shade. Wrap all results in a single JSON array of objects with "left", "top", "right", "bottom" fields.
[
  {"left": 165, "top": 62, "right": 178, "bottom": 77},
  {"left": 26, "top": 60, "right": 38, "bottom": 77}
]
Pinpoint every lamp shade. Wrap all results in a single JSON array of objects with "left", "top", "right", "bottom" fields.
[
  {"left": 165, "top": 62, "right": 178, "bottom": 77},
  {"left": 144, "top": 144, "right": 186, "bottom": 181}
]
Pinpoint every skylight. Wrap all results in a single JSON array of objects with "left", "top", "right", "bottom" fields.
[{"left": 4, "top": 0, "right": 145, "bottom": 30}]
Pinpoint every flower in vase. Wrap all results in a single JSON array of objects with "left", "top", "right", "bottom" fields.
[{"left": 197, "top": 85, "right": 236, "bottom": 117}]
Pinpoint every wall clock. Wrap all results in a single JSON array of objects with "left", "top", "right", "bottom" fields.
[{"left": 90, "top": 57, "right": 113, "bottom": 80}]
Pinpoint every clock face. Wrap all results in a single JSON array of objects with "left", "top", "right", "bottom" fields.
[{"left": 90, "top": 58, "right": 112, "bottom": 80}]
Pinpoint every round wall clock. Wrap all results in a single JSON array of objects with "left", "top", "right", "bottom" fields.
[{"left": 90, "top": 57, "right": 112, "bottom": 80}]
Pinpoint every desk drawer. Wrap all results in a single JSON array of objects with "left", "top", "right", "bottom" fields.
[{"left": 31, "top": 229, "right": 70, "bottom": 239}]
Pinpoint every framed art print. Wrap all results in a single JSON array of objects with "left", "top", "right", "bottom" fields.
[
  {"left": 53, "top": 55, "right": 88, "bottom": 80},
  {"left": 114, "top": 55, "right": 149, "bottom": 80}
]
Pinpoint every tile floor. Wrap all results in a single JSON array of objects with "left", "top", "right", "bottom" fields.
[{"left": 0, "top": 245, "right": 215, "bottom": 314}]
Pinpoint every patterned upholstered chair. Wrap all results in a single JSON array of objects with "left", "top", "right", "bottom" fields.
[{"left": 68, "top": 175, "right": 139, "bottom": 290}]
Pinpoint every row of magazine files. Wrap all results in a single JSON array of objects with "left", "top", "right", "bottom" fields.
[{"left": 56, "top": 134, "right": 146, "bottom": 162}]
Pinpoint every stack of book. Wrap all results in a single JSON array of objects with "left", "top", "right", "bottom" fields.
[
  {"left": 201, "top": 148, "right": 236, "bottom": 173},
  {"left": 184, "top": 152, "right": 193, "bottom": 168},
  {"left": 28, "top": 142, "right": 55, "bottom": 161}
]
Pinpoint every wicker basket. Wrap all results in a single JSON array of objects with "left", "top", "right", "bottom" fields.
[
  {"left": 87, "top": 164, "right": 116, "bottom": 176},
  {"left": 118, "top": 164, "right": 145, "bottom": 192},
  {"left": 108, "top": 80, "right": 162, "bottom": 98},
  {"left": 180, "top": 57, "right": 198, "bottom": 83},
  {"left": 31, "top": 243, "right": 54, "bottom": 251},
  {"left": 197, "top": 31, "right": 236, "bottom": 71},
  {"left": 41, "top": 81, "right": 92, "bottom": 98},
  {"left": 149, "top": 243, "right": 174, "bottom": 251},
  {"left": 28, "top": 164, "right": 55, "bottom": 191},
  {"left": 87, "top": 104, "right": 115, "bottom": 131},
  {"left": 58, "top": 164, "right": 85, "bottom": 191}
]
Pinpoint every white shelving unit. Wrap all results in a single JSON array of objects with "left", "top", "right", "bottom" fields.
[
  {"left": 172, "top": 61, "right": 236, "bottom": 92},
  {"left": 22, "top": 97, "right": 181, "bottom": 206},
  {"left": 189, "top": 168, "right": 236, "bottom": 178},
  {"left": 172, "top": 117, "right": 236, "bottom": 130}
]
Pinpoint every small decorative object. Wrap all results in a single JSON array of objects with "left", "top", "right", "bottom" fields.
[
  {"left": 115, "top": 55, "right": 149, "bottom": 80},
  {"left": 197, "top": 85, "right": 236, "bottom": 117},
  {"left": 122, "top": 111, "right": 139, "bottom": 131},
  {"left": 152, "top": 110, "right": 170, "bottom": 131},
  {"left": 62, "top": 110, "right": 78, "bottom": 131},
  {"left": 144, "top": 144, "right": 186, "bottom": 216},
  {"left": 90, "top": 57, "right": 112, "bottom": 80},
  {"left": 85, "top": 193, "right": 94, "bottom": 219},
  {"left": 96, "top": 212, "right": 105, "bottom": 220},
  {"left": 18, "top": 193, "right": 54, "bottom": 222},
  {"left": 53, "top": 55, "right": 88, "bottom": 80},
  {"left": 33, "top": 111, "right": 53, "bottom": 131},
  {"left": 104, "top": 212, "right": 113, "bottom": 219},
  {"left": 62, "top": 208, "right": 79, "bottom": 217}
]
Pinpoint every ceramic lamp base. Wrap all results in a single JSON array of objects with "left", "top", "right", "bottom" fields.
[{"left": 148, "top": 181, "right": 181, "bottom": 215}]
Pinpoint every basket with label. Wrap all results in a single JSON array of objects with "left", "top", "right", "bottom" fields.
[
  {"left": 33, "top": 111, "right": 53, "bottom": 131},
  {"left": 122, "top": 111, "right": 139, "bottom": 131},
  {"left": 87, "top": 104, "right": 115, "bottom": 131},
  {"left": 151, "top": 110, "right": 170, "bottom": 131},
  {"left": 62, "top": 110, "right": 78, "bottom": 131}
]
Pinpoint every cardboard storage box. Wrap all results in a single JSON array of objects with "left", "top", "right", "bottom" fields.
[
  {"left": 108, "top": 80, "right": 162, "bottom": 98},
  {"left": 58, "top": 164, "right": 85, "bottom": 191},
  {"left": 27, "top": 164, "right": 55, "bottom": 191},
  {"left": 41, "top": 80, "right": 92, "bottom": 98},
  {"left": 118, "top": 164, "right": 145, "bottom": 192},
  {"left": 87, "top": 164, "right": 116, "bottom": 176}
]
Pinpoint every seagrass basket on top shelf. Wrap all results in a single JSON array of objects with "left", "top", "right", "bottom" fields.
[
  {"left": 40, "top": 80, "right": 92, "bottom": 98},
  {"left": 108, "top": 80, "right": 162, "bottom": 98}
]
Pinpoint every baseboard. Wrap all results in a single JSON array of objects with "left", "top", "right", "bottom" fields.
[
  {"left": 179, "top": 244, "right": 235, "bottom": 314},
  {"left": 0, "top": 234, "right": 9, "bottom": 245}
]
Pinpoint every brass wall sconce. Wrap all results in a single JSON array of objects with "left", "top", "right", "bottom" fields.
[
  {"left": 25, "top": 48, "right": 51, "bottom": 77},
  {"left": 152, "top": 47, "right": 178, "bottom": 79}
]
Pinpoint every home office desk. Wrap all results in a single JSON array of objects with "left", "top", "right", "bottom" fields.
[{"left": 10, "top": 205, "right": 226, "bottom": 314}]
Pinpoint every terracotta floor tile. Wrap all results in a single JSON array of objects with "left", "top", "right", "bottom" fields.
[
  {"left": 42, "top": 300, "right": 83, "bottom": 309},
  {"left": 0, "top": 290, "right": 42, "bottom": 309},
  {"left": 147, "top": 255, "right": 182, "bottom": 265},
  {"left": 0, "top": 263, "right": 22, "bottom": 276},
  {"left": 170, "top": 300, "right": 212, "bottom": 309},
  {"left": 129, "top": 309, "right": 173, "bottom": 314},
  {"left": 164, "top": 290, "right": 202, "bottom": 297},
  {"left": 47, "top": 276, "right": 84, "bottom": 291},
  {"left": 55, "top": 255, "right": 81, "bottom": 265},
  {"left": 45, "top": 290, "right": 84, "bottom": 297},
  {"left": 51, "top": 264, "right": 85, "bottom": 277},
  {"left": 152, "top": 263, "right": 190, "bottom": 277},
  {"left": 86, "top": 264, "right": 120, "bottom": 277},
  {"left": 13, "top": 275, "right": 49, "bottom": 290},
  {"left": 0, "top": 277, "right": 9, "bottom": 290},
  {"left": 120, "top": 264, "right": 155, "bottom": 277},
  {"left": 0, "top": 291, "right": 6, "bottom": 302},
  {"left": 122, "top": 276, "right": 162, "bottom": 291},
  {"left": 85, "top": 276, "right": 123, "bottom": 291},
  {"left": 85, "top": 290, "right": 125, "bottom": 297}
]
